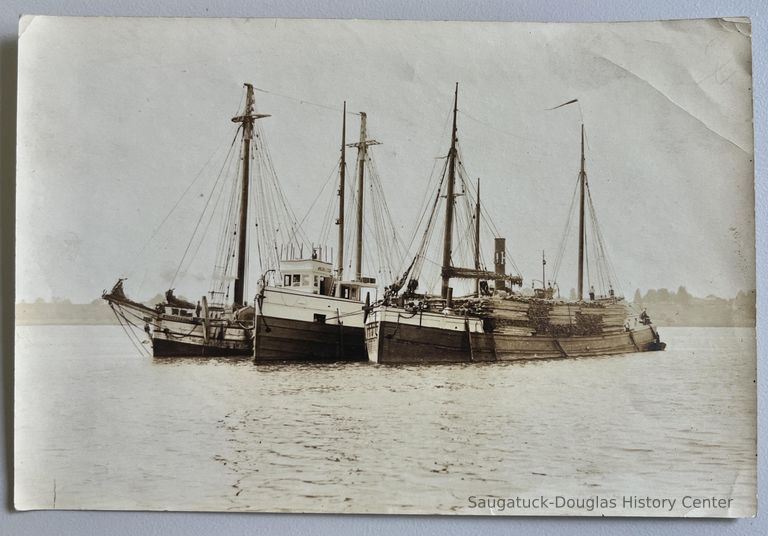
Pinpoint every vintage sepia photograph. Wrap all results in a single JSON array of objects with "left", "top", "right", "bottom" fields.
[{"left": 14, "top": 16, "right": 756, "bottom": 516}]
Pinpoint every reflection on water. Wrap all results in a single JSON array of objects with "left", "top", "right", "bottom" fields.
[{"left": 14, "top": 326, "right": 756, "bottom": 515}]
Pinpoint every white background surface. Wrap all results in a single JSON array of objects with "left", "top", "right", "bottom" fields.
[{"left": 1, "top": 1, "right": 764, "bottom": 535}]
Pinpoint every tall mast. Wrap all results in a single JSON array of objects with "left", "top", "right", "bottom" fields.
[
  {"left": 335, "top": 102, "right": 347, "bottom": 296},
  {"left": 474, "top": 178, "right": 481, "bottom": 297},
  {"left": 441, "top": 83, "right": 459, "bottom": 301},
  {"left": 346, "top": 112, "right": 380, "bottom": 281},
  {"left": 577, "top": 123, "right": 586, "bottom": 301},
  {"left": 354, "top": 113, "right": 367, "bottom": 281},
  {"left": 231, "top": 83, "right": 269, "bottom": 306}
]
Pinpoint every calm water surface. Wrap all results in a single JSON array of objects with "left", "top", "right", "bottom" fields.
[{"left": 14, "top": 326, "right": 756, "bottom": 515}]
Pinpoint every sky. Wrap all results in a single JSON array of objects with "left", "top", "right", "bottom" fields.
[{"left": 15, "top": 16, "right": 754, "bottom": 303}]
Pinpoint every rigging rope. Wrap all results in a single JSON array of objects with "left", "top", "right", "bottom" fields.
[
  {"left": 252, "top": 86, "right": 361, "bottom": 117},
  {"left": 165, "top": 86, "right": 313, "bottom": 303},
  {"left": 127, "top": 126, "right": 242, "bottom": 292},
  {"left": 109, "top": 304, "right": 151, "bottom": 357},
  {"left": 551, "top": 174, "right": 581, "bottom": 283},
  {"left": 455, "top": 147, "right": 523, "bottom": 277},
  {"left": 170, "top": 127, "right": 242, "bottom": 288}
]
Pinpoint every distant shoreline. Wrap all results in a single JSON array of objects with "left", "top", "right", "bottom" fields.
[
  {"left": 15, "top": 294, "right": 756, "bottom": 329},
  {"left": 15, "top": 320, "right": 120, "bottom": 326},
  {"left": 14, "top": 321, "right": 756, "bottom": 329}
]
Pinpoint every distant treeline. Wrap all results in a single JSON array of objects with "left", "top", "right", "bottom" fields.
[
  {"left": 14, "top": 295, "right": 170, "bottom": 326},
  {"left": 16, "top": 299, "right": 118, "bottom": 325},
  {"left": 15, "top": 288, "right": 756, "bottom": 327},
  {"left": 632, "top": 287, "right": 755, "bottom": 327}
]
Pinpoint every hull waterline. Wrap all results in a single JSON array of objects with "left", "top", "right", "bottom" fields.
[
  {"left": 152, "top": 336, "right": 251, "bottom": 357},
  {"left": 253, "top": 286, "right": 369, "bottom": 362},
  {"left": 151, "top": 315, "right": 253, "bottom": 357},
  {"left": 254, "top": 315, "right": 366, "bottom": 362},
  {"left": 365, "top": 306, "right": 665, "bottom": 364}
]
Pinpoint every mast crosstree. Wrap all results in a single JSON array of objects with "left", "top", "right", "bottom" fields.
[
  {"left": 437, "top": 84, "right": 520, "bottom": 302},
  {"left": 346, "top": 112, "right": 380, "bottom": 282},
  {"left": 231, "top": 83, "right": 270, "bottom": 306}
]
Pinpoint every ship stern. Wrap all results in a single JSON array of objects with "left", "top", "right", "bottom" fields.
[{"left": 364, "top": 309, "right": 381, "bottom": 363}]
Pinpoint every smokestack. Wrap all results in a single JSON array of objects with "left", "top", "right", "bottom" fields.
[{"left": 494, "top": 238, "right": 506, "bottom": 291}]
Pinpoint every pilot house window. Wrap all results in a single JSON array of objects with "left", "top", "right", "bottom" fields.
[{"left": 283, "top": 274, "right": 291, "bottom": 287}]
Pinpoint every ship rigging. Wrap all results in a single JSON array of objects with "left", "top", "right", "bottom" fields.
[
  {"left": 251, "top": 103, "right": 407, "bottom": 362},
  {"left": 365, "top": 83, "right": 665, "bottom": 364},
  {"left": 104, "top": 83, "right": 309, "bottom": 357}
]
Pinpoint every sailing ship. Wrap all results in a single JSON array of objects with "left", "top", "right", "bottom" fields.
[
  {"left": 364, "top": 84, "right": 666, "bottom": 364},
  {"left": 253, "top": 106, "right": 396, "bottom": 362},
  {"left": 103, "top": 83, "right": 312, "bottom": 357}
]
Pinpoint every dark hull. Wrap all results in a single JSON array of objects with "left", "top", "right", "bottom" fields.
[
  {"left": 367, "top": 320, "right": 664, "bottom": 364},
  {"left": 103, "top": 294, "right": 254, "bottom": 357},
  {"left": 150, "top": 316, "right": 253, "bottom": 358},
  {"left": 152, "top": 336, "right": 252, "bottom": 357},
  {"left": 254, "top": 315, "right": 366, "bottom": 362}
]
